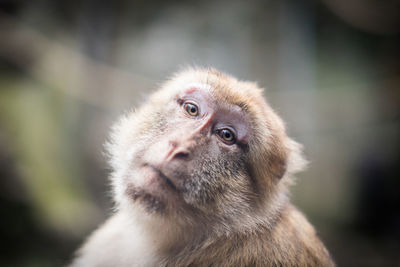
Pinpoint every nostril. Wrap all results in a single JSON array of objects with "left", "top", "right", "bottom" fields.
[
  {"left": 173, "top": 150, "right": 189, "bottom": 160},
  {"left": 174, "top": 151, "right": 189, "bottom": 159}
]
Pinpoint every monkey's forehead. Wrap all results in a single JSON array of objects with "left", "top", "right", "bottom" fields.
[{"left": 163, "top": 68, "right": 265, "bottom": 109}]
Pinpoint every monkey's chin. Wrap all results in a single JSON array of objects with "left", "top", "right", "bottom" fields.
[{"left": 125, "top": 184, "right": 167, "bottom": 214}]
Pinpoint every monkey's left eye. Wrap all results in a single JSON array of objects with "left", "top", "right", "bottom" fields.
[
  {"left": 184, "top": 102, "right": 199, "bottom": 116},
  {"left": 216, "top": 129, "right": 236, "bottom": 145}
]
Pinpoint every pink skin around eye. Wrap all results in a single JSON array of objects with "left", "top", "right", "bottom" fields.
[
  {"left": 185, "top": 87, "right": 198, "bottom": 94},
  {"left": 180, "top": 86, "right": 250, "bottom": 144}
]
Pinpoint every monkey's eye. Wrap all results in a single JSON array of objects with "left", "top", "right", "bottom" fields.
[
  {"left": 184, "top": 102, "right": 199, "bottom": 116},
  {"left": 216, "top": 129, "right": 236, "bottom": 145}
]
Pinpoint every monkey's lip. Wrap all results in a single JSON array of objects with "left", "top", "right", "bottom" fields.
[{"left": 145, "top": 164, "right": 179, "bottom": 192}]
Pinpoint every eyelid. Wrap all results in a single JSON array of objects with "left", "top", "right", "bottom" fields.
[
  {"left": 183, "top": 100, "right": 198, "bottom": 106},
  {"left": 215, "top": 125, "right": 236, "bottom": 135},
  {"left": 177, "top": 97, "right": 197, "bottom": 106}
]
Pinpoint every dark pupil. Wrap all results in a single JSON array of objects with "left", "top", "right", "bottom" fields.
[
  {"left": 190, "top": 106, "right": 196, "bottom": 113},
  {"left": 223, "top": 130, "right": 231, "bottom": 139}
]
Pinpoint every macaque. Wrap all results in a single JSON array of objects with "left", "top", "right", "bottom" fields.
[{"left": 71, "top": 68, "right": 335, "bottom": 266}]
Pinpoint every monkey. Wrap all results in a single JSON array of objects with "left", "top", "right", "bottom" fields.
[{"left": 70, "top": 68, "right": 335, "bottom": 267}]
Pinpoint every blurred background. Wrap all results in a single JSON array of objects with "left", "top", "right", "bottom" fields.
[{"left": 0, "top": 0, "right": 399, "bottom": 266}]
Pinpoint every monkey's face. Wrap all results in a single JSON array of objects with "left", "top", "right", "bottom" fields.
[{"left": 109, "top": 69, "right": 302, "bottom": 228}]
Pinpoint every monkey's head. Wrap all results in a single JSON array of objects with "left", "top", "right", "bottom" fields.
[{"left": 107, "top": 68, "right": 306, "bottom": 233}]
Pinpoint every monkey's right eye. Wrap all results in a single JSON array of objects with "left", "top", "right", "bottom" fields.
[
  {"left": 184, "top": 102, "right": 199, "bottom": 116},
  {"left": 216, "top": 128, "right": 236, "bottom": 145}
]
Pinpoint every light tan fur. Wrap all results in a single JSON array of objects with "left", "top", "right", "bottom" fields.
[{"left": 71, "top": 68, "right": 334, "bottom": 267}]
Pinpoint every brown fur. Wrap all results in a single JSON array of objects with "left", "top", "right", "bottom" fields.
[
  {"left": 162, "top": 205, "right": 333, "bottom": 267},
  {"left": 71, "top": 67, "right": 335, "bottom": 267}
]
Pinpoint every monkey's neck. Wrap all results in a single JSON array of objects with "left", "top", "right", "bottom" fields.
[{"left": 119, "top": 205, "right": 200, "bottom": 254}]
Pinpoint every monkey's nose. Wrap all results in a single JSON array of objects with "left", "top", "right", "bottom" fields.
[
  {"left": 169, "top": 148, "right": 190, "bottom": 161},
  {"left": 165, "top": 140, "right": 191, "bottom": 162}
]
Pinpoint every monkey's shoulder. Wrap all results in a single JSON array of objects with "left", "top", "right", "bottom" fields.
[
  {"left": 260, "top": 205, "right": 335, "bottom": 266},
  {"left": 70, "top": 212, "right": 160, "bottom": 267}
]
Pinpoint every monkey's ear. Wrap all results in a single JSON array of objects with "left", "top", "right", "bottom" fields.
[{"left": 285, "top": 138, "right": 308, "bottom": 176}]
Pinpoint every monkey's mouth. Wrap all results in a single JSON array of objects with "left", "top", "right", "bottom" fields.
[
  {"left": 147, "top": 164, "right": 179, "bottom": 192},
  {"left": 125, "top": 164, "right": 184, "bottom": 213}
]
